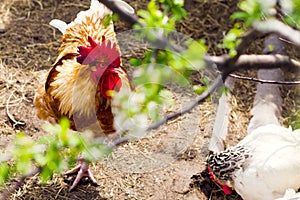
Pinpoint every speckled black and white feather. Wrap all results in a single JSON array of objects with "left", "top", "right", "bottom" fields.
[{"left": 208, "top": 145, "right": 251, "bottom": 183}]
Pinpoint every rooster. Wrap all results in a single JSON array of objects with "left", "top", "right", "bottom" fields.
[
  {"left": 34, "top": 0, "right": 134, "bottom": 191},
  {"left": 206, "top": 34, "right": 300, "bottom": 200}
]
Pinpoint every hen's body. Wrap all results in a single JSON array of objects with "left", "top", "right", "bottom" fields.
[
  {"left": 208, "top": 124, "right": 300, "bottom": 200},
  {"left": 34, "top": 0, "right": 133, "bottom": 190}
]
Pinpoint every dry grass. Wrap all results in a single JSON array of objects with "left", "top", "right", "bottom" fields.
[
  {"left": 0, "top": 0, "right": 298, "bottom": 200},
  {"left": 0, "top": 0, "right": 13, "bottom": 30}
]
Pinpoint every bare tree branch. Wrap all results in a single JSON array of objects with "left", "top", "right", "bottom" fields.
[
  {"left": 253, "top": 19, "right": 300, "bottom": 47},
  {"left": 229, "top": 73, "right": 300, "bottom": 85},
  {"left": 99, "top": 74, "right": 224, "bottom": 149},
  {"left": 205, "top": 54, "right": 300, "bottom": 74},
  {"left": 99, "top": 0, "right": 140, "bottom": 26},
  {"left": 107, "top": 75, "right": 223, "bottom": 148}
]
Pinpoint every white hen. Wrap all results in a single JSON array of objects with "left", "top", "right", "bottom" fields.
[
  {"left": 208, "top": 124, "right": 300, "bottom": 200},
  {"left": 207, "top": 34, "right": 300, "bottom": 200}
]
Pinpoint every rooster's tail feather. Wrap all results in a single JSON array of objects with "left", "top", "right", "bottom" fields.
[
  {"left": 49, "top": 19, "right": 68, "bottom": 34},
  {"left": 49, "top": 1, "right": 134, "bottom": 33},
  {"left": 74, "top": 0, "right": 134, "bottom": 25}
]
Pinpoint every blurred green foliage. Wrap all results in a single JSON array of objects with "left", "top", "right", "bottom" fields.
[{"left": 0, "top": 119, "right": 111, "bottom": 184}]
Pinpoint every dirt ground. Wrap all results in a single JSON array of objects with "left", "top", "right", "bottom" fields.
[{"left": 0, "top": 0, "right": 299, "bottom": 200}]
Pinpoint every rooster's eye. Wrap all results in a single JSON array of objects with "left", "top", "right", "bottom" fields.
[{"left": 97, "top": 57, "right": 107, "bottom": 64}]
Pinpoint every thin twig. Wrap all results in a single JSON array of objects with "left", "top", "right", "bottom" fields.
[
  {"left": 6, "top": 91, "right": 26, "bottom": 128},
  {"left": 229, "top": 73, "right": 300, "bottom": 85},
  {"left": 146, "top": 75, "right": 223, "bottom": 130}
]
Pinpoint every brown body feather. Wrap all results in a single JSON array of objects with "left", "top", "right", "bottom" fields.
[{"left": 35, "top": 6, "right": 130, "bottom": 135}]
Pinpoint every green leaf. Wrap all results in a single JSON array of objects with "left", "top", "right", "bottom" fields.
[
  {"left": 174, "top": 0, "right": 184, "bottom": 5},
  {"left": 40, "top": 167, "right": 52, "bottom": 182},
  {"left": 181, "top": 39, "right": 207, "bottom": 70},
  {"left": 218, "top": 85, "right": 229, "bottom": 97},
  {"left": 59, "top": 118, "right": 70, "bottom": 145},
  {"left": 16, "top": 160, "right": 33, "bottom": 175},
  {"left": 229, "top": 49, "right": 237, "bottom": 57},
  {"left": 193, "top": 85, "right": 208, "bottom": 95},
  {"left": 101, "top": 14, "right": 112, "bottom": 27},
  {"left": 239, "top": 0, "right": 257, "bottom": 13},
  {"left": 231, "top": 11, "right": 249, "bottom": 21},
  {"left": 222, "top": 23, "right": 243, "bottom": 54},
  {"left": 0, "top": 163, "right": 9, "bottom": 185},
  {"left": 130, "top": 58, "right": 142, "bottom": 66},
  {"left": 268, "top": 45, "right": 274, "bottom": 52}
]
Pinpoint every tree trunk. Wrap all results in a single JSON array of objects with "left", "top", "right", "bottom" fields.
[{"left": 247, "top": 34, "right": 285, "bottom": 134}]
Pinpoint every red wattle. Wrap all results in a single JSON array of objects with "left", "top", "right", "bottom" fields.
[
  {"left": 91, "top": 68, "right": 122, "bottom": 99},
  {"left": 99, "top": 68, "right": 122, "bottom": 98},
  {"left": 207, "top": 167, "right": 232, "bottom": 195}
]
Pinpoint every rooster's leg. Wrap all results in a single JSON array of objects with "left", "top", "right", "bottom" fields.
[{"left": 65, "top": 160, "right": 98, "bottom": 191}]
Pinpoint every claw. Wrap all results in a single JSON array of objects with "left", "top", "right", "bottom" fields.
[
  {"left": 65, "top": 164, "right": 82, "bottom": 175},
  {"left": 65, "top": 161, "right": 98, "bottom": 191}
]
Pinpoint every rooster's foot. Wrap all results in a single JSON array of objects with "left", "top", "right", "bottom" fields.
[{"left": 65, "top": 161, "right": 98, "bottom": 191}]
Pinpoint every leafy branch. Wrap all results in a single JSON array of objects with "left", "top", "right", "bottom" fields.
[
  {"left": 100, "top": 0, "right": 300, "bottom": 73},
  {"left": 99, "top": 0, "right": 300, "bottom": 131},
  {"left": 0, "top": 119, "right": 111, "bottom": 198}
]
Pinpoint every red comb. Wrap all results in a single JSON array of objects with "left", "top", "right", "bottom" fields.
[{"left": 77, "top": 36, "right": 121, "bottom": 67}]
